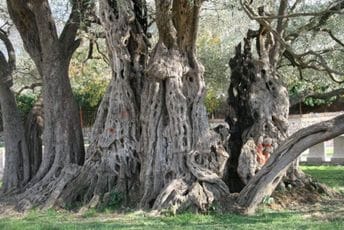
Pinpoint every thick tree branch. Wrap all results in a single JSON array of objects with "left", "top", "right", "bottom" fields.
[
  {"left": 238, "top": 113, "right": 344, "bottom": 214},
  {"left": 59, "top": 0, "right": 92, "bottom": 59}
]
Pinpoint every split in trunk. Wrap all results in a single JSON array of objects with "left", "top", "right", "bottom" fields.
[
  {"left": 4, "top": 0, "right": 86, "bottom": 209},
  {"left": 139, "top": 0, "right": 229, "bottom": 213}
]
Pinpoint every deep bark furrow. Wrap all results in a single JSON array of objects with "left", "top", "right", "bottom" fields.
[
  {"left": 51, "top": 0, "right": 148, "bottom": 208},
  {"left": 226, "top": 24, "right": 289, "bottom": 191},
  {"left": 140, "top": 0, "right": 229, "bottom": 212}
]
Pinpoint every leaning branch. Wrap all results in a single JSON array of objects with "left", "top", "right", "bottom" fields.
[{"left": 237, "top": 113, "right": 344, "bottom": 214}]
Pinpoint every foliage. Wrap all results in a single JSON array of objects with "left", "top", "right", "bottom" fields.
[
  {"left": 282, "top": 66, "right": 342, "bottom": 107},
  {"left": 197, "top": 5, "right": 251, "bottom": 115},
  {"left": 69, "top": 42, "right": 110, "bottom": 111},
  {"left": 204, "top": 88, "right": 223, "bottom": 117},
  {"left": 107, "top": 190, "right": 124, "bottom": 210},
  {"left": 15, "top": 93, "right": 38, "bottom": 117}
]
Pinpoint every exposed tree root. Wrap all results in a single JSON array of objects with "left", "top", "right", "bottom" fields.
[{"left": 152, "top": 145, "right": 230, "bottom": 213}]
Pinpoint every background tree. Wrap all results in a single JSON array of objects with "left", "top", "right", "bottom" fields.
[
  {"left": 3, "top": 0, "right": 89, "bottom": 208},
  {"left": 0, "top": 28, "right": 30, "bottom": 193}
]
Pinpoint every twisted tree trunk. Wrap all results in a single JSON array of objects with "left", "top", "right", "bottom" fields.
[
  {"left": 225, "top": 3, "right": 319, "bottom": 209},
  {"left": 55, "top": 0, "right": 148, "bottom": 208},
  {"left": 139, "top": 0, "right": 229, "bottom": 213},
  {"left": 237, "top": 114, "right": 344, "bottom": 214},
  {"left": 226, "top": 38, "right": 289, "bottom": 191},
  {"left": 225, "top": 4, "right": 294, "bottom": 191}
]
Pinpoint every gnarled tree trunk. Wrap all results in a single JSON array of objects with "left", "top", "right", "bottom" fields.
[
  {"left": 226, "top": 38, "right": 289, "bottom": 191},
  {"left": 237, "top": 114, "right": 344, "bottom": 214},
  {"left": 139, "top": 0, "right": 229, "bottom": 213},
  {"left": 55, "top": 0, "right": 148, "bottom": 209},
  {"left": 225, "top": 4, "right": 295, "bottom": 192}
]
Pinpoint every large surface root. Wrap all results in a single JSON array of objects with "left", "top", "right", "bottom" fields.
[{"left": 152, "top": 144, "right": 230, "bottom": 213}]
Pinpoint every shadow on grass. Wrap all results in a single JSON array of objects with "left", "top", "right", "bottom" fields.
[{"left": 1, "top": 210, "right": 343, "bottom": 230}]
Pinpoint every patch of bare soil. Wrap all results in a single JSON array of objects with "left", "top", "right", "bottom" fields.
[{"left": 0, "top": 204, "right": 24, "bottom": 218}]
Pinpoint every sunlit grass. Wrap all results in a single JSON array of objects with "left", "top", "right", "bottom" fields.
[
  {"left": 0, "top": 208, "right": 343, "bottom": 230},
  {"left": 301, "top": 165, "right": 344, "bottom": 193}
]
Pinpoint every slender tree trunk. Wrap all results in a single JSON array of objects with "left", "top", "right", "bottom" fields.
[
  {"left": 0, "top": 29, "right": 30, "bottom": 194},
  {"left": 139, "top": 0, "right": 229, "bottom": 212},
  {"left": 32, "top": 60, "right": 84, "bottom": 182},
  {"left": 0, "top": 83, "right": 30, "bottom": 193}
]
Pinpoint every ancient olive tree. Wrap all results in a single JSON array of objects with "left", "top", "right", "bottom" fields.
[
  {"left": 56, "top": 0, "right": 148, "bottom": 208},
  {"left": 226, "top": 1, "right": 290, "bottom": 192},
  {"left": 221, "top": 0, "right": 344, "bottom": 214},
  {"left": 225, "top": 0, "right": 344, "bottom": 191},
  {"left": 139, "top": 0, "right": 229, "bottom": 211},
  {"left": 56, "top": 0, "right": 229, "bottom": 213},
  {"left": 2, "top": 0, "right": 343, "bottom": 216}
]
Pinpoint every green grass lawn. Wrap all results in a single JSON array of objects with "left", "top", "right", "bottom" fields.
[
  {"left": 0, "top": 208, "right": 343, "bottom": 230},
  {"left": 0, "top": 165, "right": 343, "bottom": 230},
  {"left": 301, "top": 165, "right": 344, "bottom": 193}
]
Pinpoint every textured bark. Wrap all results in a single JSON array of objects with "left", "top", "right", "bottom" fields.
[
  {"left": 4, "top": 0, "right": 85, "bottom": 208},
  {"left": 0, "top": 29, "right": 44, "bottom": 194},
  {"left": 0, "top": 31, "right": 30, "bottom": 192},
  {"left": 139, "top": 0, "right": 229, "bottom": 212},
  {"left": 225, "top": 4, "right": 291, "bottom": 191},
  {"left": 226, "top": 39, "right": 289, "bottom": 191},
  {"left": 24, "top": 97, "right": 43, "bottom": 180},
  {"left": 0, "top": 84, "right": 29, "bottom": 193},
  {"left": 54, "top": 0, "right": 147, "bottom": 208},
  {"left": 225, "top": 2, "right": 320, "bottom": 212},
  {"left": 237, "top": 114, "right": 344, "bottom": 214}
]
